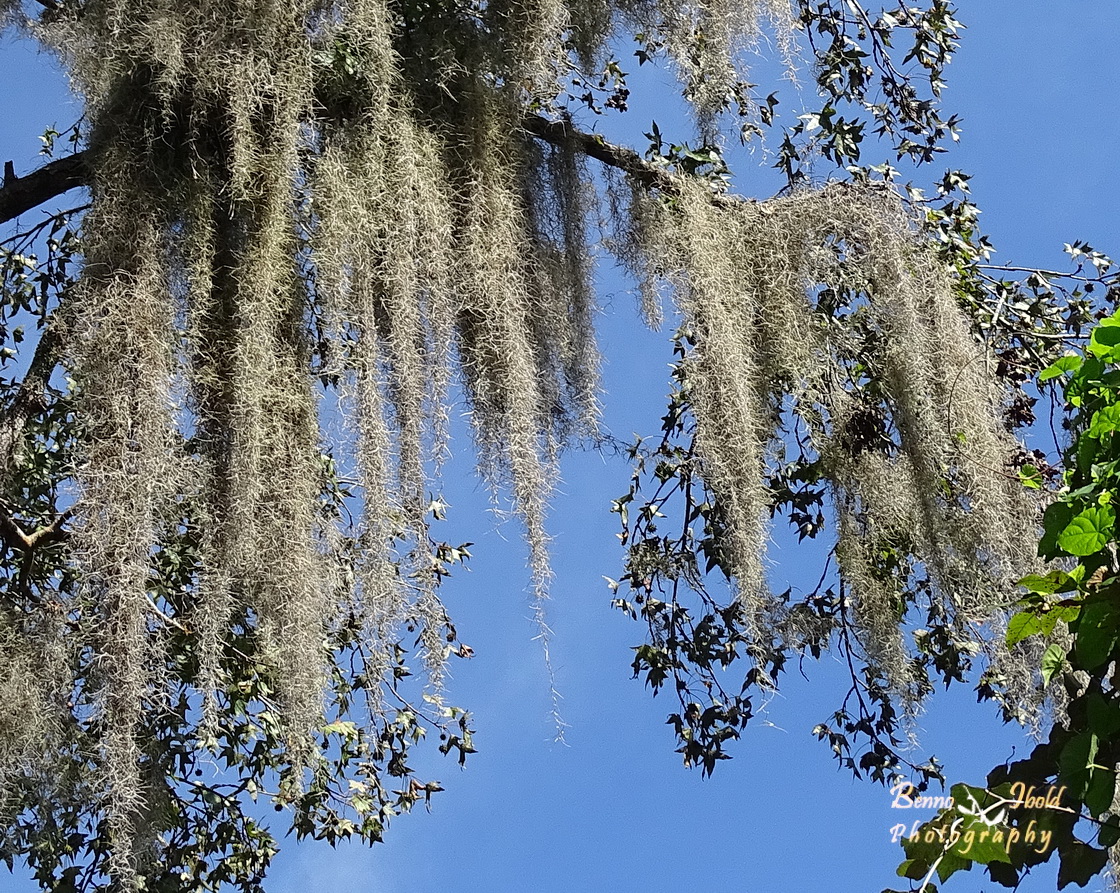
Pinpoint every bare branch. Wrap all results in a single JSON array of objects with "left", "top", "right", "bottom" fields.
[
  {"left": 0, "top": 503, "right": 31, "bottom": 551},
  {"left": 26, "top": 508, "right": 72, "bottom": 549},
  {"left": 0, "top": 151, "right": 89, "bottom": 226},
  {"left": 0, "top": 501, "right": 71, "bottom": 604}
]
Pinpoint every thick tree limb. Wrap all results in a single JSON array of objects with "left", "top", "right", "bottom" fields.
[
  {"left": 0, "top": 117, "right": 747, "bottom": 229},
  {"left": 0, "top": 120, "right": 741, "bottom": 473},
  {"left": 521, "top": 115, "right": 747, "bottom": 208},
  {"left": 0, "top": 151, "right": 89, "bottom": 226},
  {"left": 523, "top": 115, "right": 679, "bottom": 191}
]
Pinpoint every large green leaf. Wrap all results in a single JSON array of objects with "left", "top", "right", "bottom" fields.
[
  {"left": 1057, "top": 505, "right": 1116, "bottom": 557},
  {"left": 1072, "top": 601, "right": 1120, "bottom": 671},
  {"left": 1088, "top": 317, "right": 1120, "bottom": 362}
]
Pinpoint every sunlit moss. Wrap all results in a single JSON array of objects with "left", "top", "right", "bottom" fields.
[
  {"left": 621, "top": 180, "right": 1038, "bottom": 694},
  {"left": 25, "top": 0, "right": 1030, "bottom": 882},
  {"left": 40, "top": 0, "right": 610, "bottom": 877}
]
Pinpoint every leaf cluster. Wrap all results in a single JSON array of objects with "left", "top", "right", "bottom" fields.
[{"left": 887, "top": 313, "right": 1120, "bottom": 890}]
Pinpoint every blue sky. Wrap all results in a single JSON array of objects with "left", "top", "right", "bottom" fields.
[{"left": 2, "top": 3, "right": 1119, "bottom": 891}]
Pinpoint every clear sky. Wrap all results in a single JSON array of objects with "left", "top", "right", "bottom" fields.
[{"left": 2, "top": 3, "right": 1119, "bottom": 892}]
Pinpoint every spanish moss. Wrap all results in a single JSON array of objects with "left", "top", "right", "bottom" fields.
[
  {"left": 619, "top": 180, "right": 1039, "bottom": 694},
  {"left": 11, "top": 0, "right": 1037, "bottom": 882}
]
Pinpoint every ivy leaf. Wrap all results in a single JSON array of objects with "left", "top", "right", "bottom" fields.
[{"left": 1057, "top": 505, "right": 1115, "bottom": 557}]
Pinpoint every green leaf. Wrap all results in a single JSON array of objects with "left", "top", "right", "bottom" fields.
[
  {"left": 896, "top": 858, "right": 928, "bottom": 880},
  {"left": 945, "top": 785, "right": 1012, "bottom": 865},
  {"left": 1039, "top": 502, "right": 1074, "bottom": 558},
  {"left": 1006, "top": 611, "right": 1046, "bottom": 647},
  {"left": 1059, "top": 731, "right": 1100, "bottom": 780},
  {"left": 1009, "top": 602, "right": 1081, "bottom": 645},
  {"left": 1040, "top": 354, "right": 1082, "bottom": 381},
  {"left": 1085, "top": 768, "right": 1115, "bottom": 817},
  {"left": 1089, "top": 318, "right": 1120, "bottom": 362},
  {"left": 950, "top": 817, "right": 1011, "bottom": 865},
  {"left": 1019, "top": 464, "right": 1044, "bottom": 489},
  {"left": 1017, "top": 570, "right": 1078, "bottom": 596},
  {"left": 1072, "top": 601, "right": 1120, "bottom": 670},
  {"left": 986, "top": 860, "right": 1020, "bottom": 887},
  {"left": 1086, "top": 692, "right": 1120, "bottom": 737},
  {"left": 1057, "top": 505, "right": 1116, "bottom": 557},
  {"left": 1088, "top": 402, "right": 1120, "bottom": 439},
  {"left": 936, "top": 850, "right": 972, "bottom": 881},
  {"left": 1043, "top": 605, "right": 1082, "bottom": 636},
  {"left": 1098, "top": 816, "right": 1120, "bottom": 848},
  {"left": 1042, "top": 644, "right": 1067, "bottom": 686}
]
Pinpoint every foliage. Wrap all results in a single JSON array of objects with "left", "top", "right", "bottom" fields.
[
  {"left": 0, "top": 0, "right": 1114, "bottom": 891},
  {"left": 883, "top": 310, "right": 1120, "bottom": 891}
]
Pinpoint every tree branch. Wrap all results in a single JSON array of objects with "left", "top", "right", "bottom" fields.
[
  {"left": 522, "top": 115, "right": 677, "bottom": 191},
  {"left": 0, "top": 500, "right": 71, "bottom": 604},
  {"left": 0, "top": 322, "right": 64, "bottom": 475},
  {"left": 0, "top": 117, "right": 745, "bottom": 231},
  {"left": 0, "top": 151, "right": 89, "bottom": 226},
  {"left": 521, "top": 115, "right": 746, "bottom": 208}
]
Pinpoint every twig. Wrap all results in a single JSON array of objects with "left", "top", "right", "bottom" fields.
[
  {"left": 145, "top": 593, "right": 191, "bottom": 633},
  {"left": 979, "top": 263, "right": 1117, "bottom": 285}
]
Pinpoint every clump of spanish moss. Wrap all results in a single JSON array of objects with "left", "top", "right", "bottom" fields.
[
  {"left": 0, "top": 610, "right": 72, "bottom": 817},
  {"left": 14, "top": 0, "right": 1030, "bottom": 883},
  {"left": 619, "top": 179, "right": 1039, "bottom": 698},
  {"left": 37, "top": 0, "right": 610, "bottom": 877},
  {"left": 631, "top": 0, "right": 796, "bottom": 127}
]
